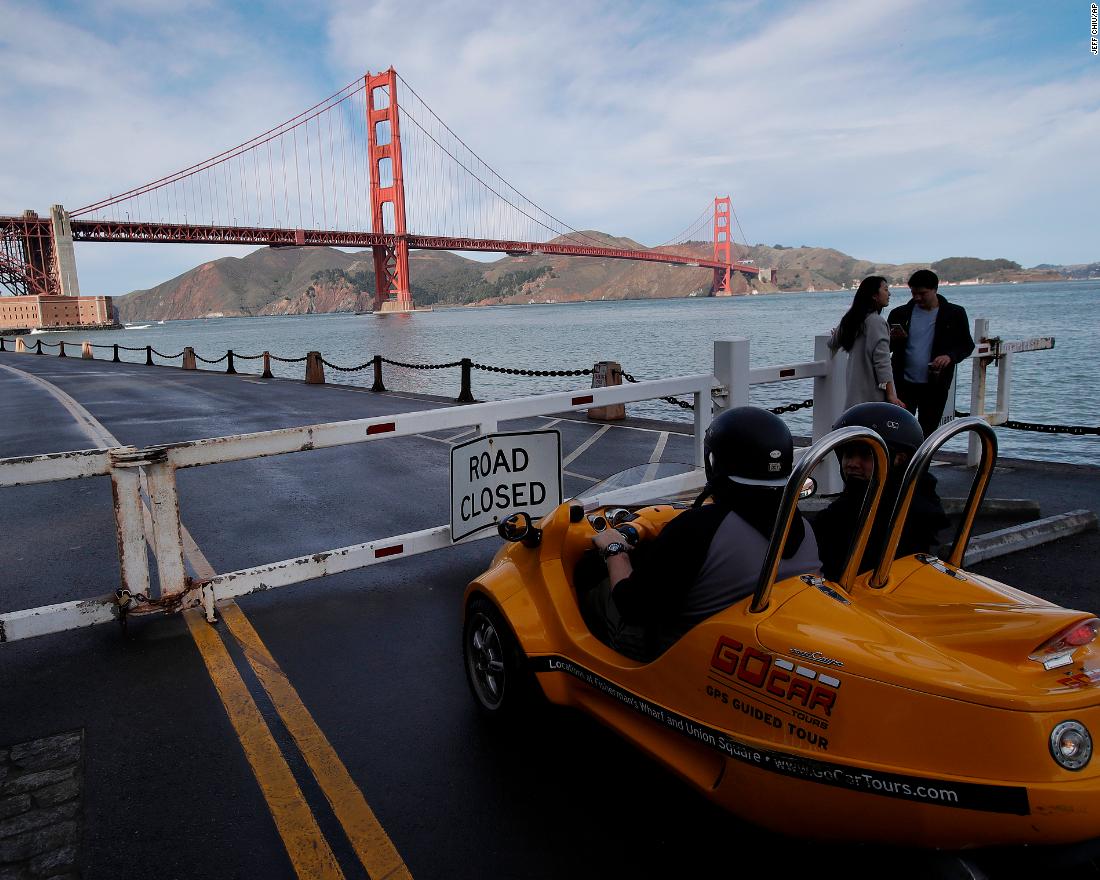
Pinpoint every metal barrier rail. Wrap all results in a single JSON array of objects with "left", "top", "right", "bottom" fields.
[
  {"left": 0, "top": 373, "right": 717, "bottom": 643},
  {"left": 5, "top": 327, "right": 994, "bottom": 643}
]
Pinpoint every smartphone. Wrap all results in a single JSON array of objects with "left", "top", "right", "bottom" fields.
[{"left": 890, "top": 323, "right": 906, "bottom": 336}]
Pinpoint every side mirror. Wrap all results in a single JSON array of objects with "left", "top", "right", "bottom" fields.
[
  {"left": 498, "top": 512, "right": 541, "bottom": 547},
  {"left": 799, "top": 477, "right": 817, "bottom": 500}
]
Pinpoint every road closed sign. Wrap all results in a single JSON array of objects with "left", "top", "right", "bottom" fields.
[{"left": 450, "top": 430, "right": 562, "bottom": 541}]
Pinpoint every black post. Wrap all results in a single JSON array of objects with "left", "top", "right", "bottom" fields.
[
  {"left": 113, "top": 344, "right": 120, "bottom": 363},
  {"left": 371, "top": 355, "right": 386, "bottom": 392},
  {"left": 456, "top": 358, "right": 474, "bottom": 403},
  {"left": 0, "top": 336, "right": 6, "bottom": 352},
  {"left": 58, "top": 341, "right": 67, "bottom": 358},
  {"left": 261, "top": 352, "right": 273, "bottom": 379},
  {"left": 226, "top": 350, "right": 236, "bottom": 374},
  {"left": 35, "top": 339, "right": 43, "bottom": 354},
  {"left": 145, "top": 346, "right": 154, "bottom": 366}
]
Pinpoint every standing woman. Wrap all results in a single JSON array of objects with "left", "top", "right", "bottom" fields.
[{"left": 830, "top": 276, "right": 903, "bottom": 409}]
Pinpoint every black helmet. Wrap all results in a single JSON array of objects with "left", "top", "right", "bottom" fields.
[
  {"left": 704, "top": 406, "right": 793, "bottom": 489},
  {"left": 832, "top": 402, "right": 924, "bottom": 457}
]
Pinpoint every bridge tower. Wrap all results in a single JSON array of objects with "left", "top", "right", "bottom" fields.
[
  {"left": 365, "top": 68, "right": 413, "bottom": 312},
  {"left": 712, "top": 196, "right": 732, "bottom": 295}
]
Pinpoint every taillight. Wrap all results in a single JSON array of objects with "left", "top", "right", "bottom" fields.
[{"left": 1030, "top": 618, "right": 1100, "bottom": 670}]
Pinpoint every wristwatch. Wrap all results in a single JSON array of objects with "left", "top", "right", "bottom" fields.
[{"left": 601, "top": 542, "right": 628, "bottom": 560}]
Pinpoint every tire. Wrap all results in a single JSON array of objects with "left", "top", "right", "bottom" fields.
[{"left": 463, "top": 596, "right": 531, "bottom": 718}]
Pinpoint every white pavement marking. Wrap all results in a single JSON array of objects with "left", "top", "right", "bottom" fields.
[
  {"left": 414, "top": 433, "right": 455, "bottom": 446},
  {"left": 642, "top": 432, "right": 669, "bottom": 483},
  {"left": 562, "top": 424, "right": 610, "bottom": 467},
  {"left": 0, "top": 362, "right": 119, "bottom": 449},
  {"left": 563, "top": 469, "right": 598, "bottom": 483},
  {"left": 1, "top": 359, "right": 409, "bottom": 876}
]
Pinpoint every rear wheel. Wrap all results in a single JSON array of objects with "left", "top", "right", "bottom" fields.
[{"left": 463, "top": 596, "right": 530, "bottom": 717}]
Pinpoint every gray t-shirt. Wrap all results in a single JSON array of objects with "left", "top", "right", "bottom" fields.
[{"left": 904, "top": 305, "right": 938, "bottom": 383}]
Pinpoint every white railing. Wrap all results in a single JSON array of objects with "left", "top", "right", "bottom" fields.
[
  {"left": 2, "top": 323, "right": 1039, "bottom": 643},
  {"left": 0, "top": 373, "right": 720, "bottom": 643}
]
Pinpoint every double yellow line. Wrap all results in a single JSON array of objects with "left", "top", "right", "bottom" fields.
[
  {"left": 186, "top": 604, "right": 411, "bottom": 880},
  {"left": 178, "top": 496, "right": 411, "bottom": 879},
  {"left": 7, "top": 363, "right": 410, "bottom": 879}
]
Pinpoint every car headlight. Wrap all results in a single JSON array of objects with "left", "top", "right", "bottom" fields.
[{"left": 1050, "top": 720, "right": 1092, "bottom": 771}]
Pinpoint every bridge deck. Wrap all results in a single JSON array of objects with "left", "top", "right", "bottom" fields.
[{"left": 1, "top": 351, "right": 1097, "bottom": 879}]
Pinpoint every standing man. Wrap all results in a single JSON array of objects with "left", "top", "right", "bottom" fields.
[{"left": 888, "top": 269, "right": 975, "bottom": 438}]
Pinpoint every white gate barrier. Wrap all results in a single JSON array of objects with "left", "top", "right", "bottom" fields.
[{"left": 1, "top": 323, "right": 1040, "bottom": 643}]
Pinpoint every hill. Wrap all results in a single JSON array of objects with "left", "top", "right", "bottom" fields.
[{"left": 113, "top": 237, "right": 1080, "bottom": 321}]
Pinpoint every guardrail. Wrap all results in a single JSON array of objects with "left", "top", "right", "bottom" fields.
[
  {"left": 0, "top": 373, "right": 719, "bottom": 643},
  {"left": 7, "top": 325, "right": 1047, "bottom": 645},
  {"left": 0, "top": 333, "right": 851, "bottom": 644}
]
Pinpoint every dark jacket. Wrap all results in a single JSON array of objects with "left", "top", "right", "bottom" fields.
[
  {"left": 812, "top": 471, "right": 949, "bottom": 582},
  {"left": 888, "top": 293, "right": 975, "bottom": 387}
]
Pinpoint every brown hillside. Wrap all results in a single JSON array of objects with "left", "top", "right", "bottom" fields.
[{"left": 113, "top": 235, "right": 1073, "bottom": 321}]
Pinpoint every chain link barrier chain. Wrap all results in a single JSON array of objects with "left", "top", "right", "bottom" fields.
[
  {"left": 954, "top": 411, "right": 1100, "bottom": 436},
  {"left": 322, "top": 358, "right": 373, "bottom": 372},
  {"left": 621, "top": 371, "right": 812, "bottom": 415},
  {"left": 380, "top": 356, "right": 464, "bottom": 370},
  {"left": 621, "top": 371, "right": 695, "bottom": 410},
  {"left": 471, "top": 362, "right": 592, "bottom": 378},
  {"left": 267, "top": 353, "right": 309, "bottom": 363}
]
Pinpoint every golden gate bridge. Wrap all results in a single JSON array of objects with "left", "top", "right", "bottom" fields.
[{"left": 0, "top": 68, "right": 757, "bottom": 314}]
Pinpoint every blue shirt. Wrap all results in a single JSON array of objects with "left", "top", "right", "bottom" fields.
[{"left": 904, "top": 305, "right": 938, "bottom": 383}]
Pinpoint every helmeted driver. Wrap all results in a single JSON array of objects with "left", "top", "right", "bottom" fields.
[
  {"left": 812, "top": 402, "right": 948, "bottom": 581},
  {"left": 585, "top": 406, "right": 821, "bottom": 661}
]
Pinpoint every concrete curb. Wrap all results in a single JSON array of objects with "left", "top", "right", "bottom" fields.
[
  {"left": 943, "top": 497, "right": 1040, "bottom": 516},
  {"left": 799, "top": 496, "right": 1041, "bottom": 516},
  {"left": 959, "top": 509, "right": 1099, "bottom": 566}
]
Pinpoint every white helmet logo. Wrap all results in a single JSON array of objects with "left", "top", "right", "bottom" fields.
[
  {"left": 886, "top": 420, "right": 899, "bottom": 429},
  {"left": 769, "top": 450, "right": 782, "bottom": 459}
]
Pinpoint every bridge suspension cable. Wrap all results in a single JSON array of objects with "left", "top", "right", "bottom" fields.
[
  {"left": 656, "top": 203, "right": 713, "bottom": 248},
  {"left": 393, "top": 74, "right": 610, "bottom": 248}
]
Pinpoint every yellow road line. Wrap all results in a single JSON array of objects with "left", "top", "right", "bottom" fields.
[
  {"left": 10, "top": 363, "right": 409, "bottom": 878},
  {"left": 221, "top": 603, "right": 413, "bottom": 880},
  {"left": 183, "top": 608, "right": 345, "bottom": 880}
]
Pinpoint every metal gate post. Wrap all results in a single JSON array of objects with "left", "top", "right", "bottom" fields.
[
  {"left": 108, "top": 452, "right": 152, "bottom": 599},
  {"left": 143, "top": 453, "right": 188, "bottom": 597},
  {"left": 812, "top": 333, "right": 845, "bottom": 494},
  {"left": 968, "top": 318, "right": 989, "bottom": 466},
  {"left": 693, "top": 378, "right": 713, "bottom": 468},
  {"left": 712, "top": 338, "right": 749, "bottom": 414}
]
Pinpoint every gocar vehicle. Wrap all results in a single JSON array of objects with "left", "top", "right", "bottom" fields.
[{"left": 462, "top": 418, "right": 1100, "bottom": 857}]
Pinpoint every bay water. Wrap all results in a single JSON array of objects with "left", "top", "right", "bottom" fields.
[{"left": 26, "top": 280, "right": 1100, "bottom": 466}]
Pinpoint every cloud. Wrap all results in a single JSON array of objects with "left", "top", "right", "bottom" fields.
[{"left": 1, "top": 0, "right": 1096, "bottom": 296}]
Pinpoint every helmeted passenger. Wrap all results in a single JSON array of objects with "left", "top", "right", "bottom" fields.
[
  {"left": 585, "top": 406, "right": 821, "bottom": 661},
  {"left": 812, "top": 402, "right": 948, "bottom": 581}
]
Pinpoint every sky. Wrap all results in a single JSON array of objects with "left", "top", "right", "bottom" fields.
[{"left": 0, "top": 0, "right": 1097, "bottom": 296}]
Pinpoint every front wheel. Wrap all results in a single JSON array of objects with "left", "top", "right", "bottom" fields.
[{"left": 463, "top": 596, "right": 531, "bottom": 717}]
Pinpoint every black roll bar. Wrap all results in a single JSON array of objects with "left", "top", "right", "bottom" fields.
[
  {"left": 870, "top": 417, "right": 997, "bottom": 588},
  {"left": 751, "top": 426, "right": 890, "bottom": 613}
]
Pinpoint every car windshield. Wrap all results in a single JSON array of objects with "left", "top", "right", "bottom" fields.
[{"left": 574, "top": 462, "right": 699, "bottom": 502}]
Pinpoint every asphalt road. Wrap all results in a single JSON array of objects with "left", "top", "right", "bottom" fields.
[{"left": 2, "top": 350, "right": 1098, "bottom": 880}]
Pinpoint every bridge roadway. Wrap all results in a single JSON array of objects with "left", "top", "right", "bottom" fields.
[{"left": 1, "top": 350, "right": 1098, "bottom": 879}]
